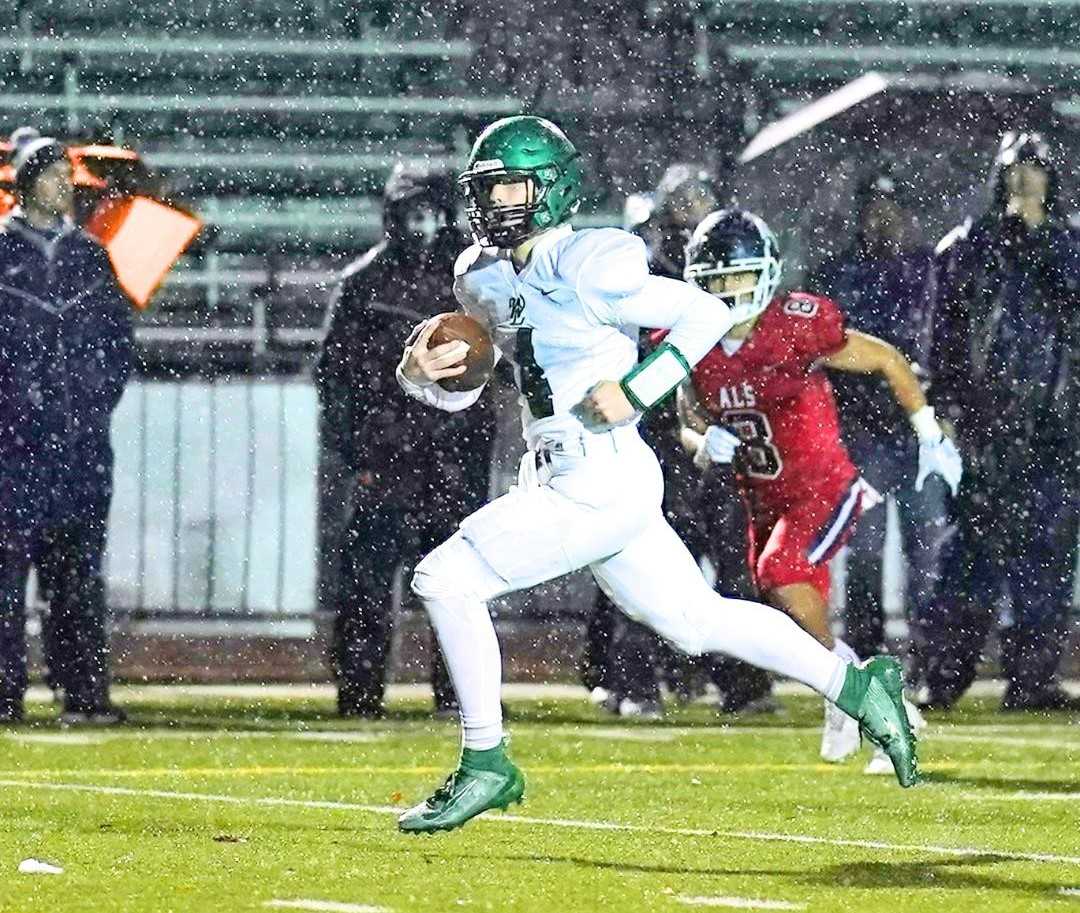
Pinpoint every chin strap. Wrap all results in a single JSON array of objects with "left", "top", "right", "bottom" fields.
[{"left": 619, "top": 341, "right": 692, "bottom": 412}]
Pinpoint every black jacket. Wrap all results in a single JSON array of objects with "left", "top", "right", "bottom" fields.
[
  {"left": 810, "top": 246, "right": 936, "bottom": 443},
  {"left": 932, "top": 213, "right": 1080, "bottom": 459},
  {"left": 314, "top": 226, "right": 495, "bottom": 513},
  {"left": 0, "top": 211, "right": 133, "bottom": 528}
]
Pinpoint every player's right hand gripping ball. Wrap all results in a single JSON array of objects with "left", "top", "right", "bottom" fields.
[{"left": 429, "top": 313, "right": 496, "bottom": 392}]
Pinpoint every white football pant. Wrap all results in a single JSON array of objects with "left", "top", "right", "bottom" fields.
[{"left": 412, "top": 427, "right": 846, "bottom": 750}]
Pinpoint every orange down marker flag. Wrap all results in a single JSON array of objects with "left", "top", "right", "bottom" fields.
[{"left": 86, "top": 196, "right": 202, "bottom": 309}]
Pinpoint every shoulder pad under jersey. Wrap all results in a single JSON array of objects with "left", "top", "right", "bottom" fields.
[
  {"left": 779, "top": 292, "right": 846, "bottom": 357},
  {"left": 453, "top": 243, "right": 507, "bottom": 312},
  {"left": 556, "top": 228, "right": 650, "bottom": 304},
  {"left": 454, "top": 242, "right": 503, "bottom": 279}
]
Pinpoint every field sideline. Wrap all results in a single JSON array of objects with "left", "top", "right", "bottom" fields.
[{"left": 0, "top": 685, "right": 1077, "bottom": 913}]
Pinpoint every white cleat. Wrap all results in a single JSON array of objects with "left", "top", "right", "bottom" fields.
[
  {"left": 865, "top": 695, "right": 926, "bottom": 775},
  {"left": 904, "top": 696, "right": 927, "bottom": 734},
  {"left": 864, "top": 746, "right": 894, "bottom": 775},
  {"left": 821, "top": 697, "right": 861, "bottom": 762},
  {"left": 618, "top": 697, "right": 664, "bottom": 720}
]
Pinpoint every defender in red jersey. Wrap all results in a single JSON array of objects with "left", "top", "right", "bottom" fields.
[
  {"left": 674, "top": 210, "right": 962, "bottom": 764},
  {"left": 685, "top": 289, "right": 875, "bottom": 603}
]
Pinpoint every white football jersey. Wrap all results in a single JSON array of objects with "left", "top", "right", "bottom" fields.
[{"left": 453, "top": 224, "right": 649, "bottom": 444}]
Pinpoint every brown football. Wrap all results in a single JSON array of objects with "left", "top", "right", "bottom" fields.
[{"left": 429, "top": 312, "right": 496, "bottom": 392}]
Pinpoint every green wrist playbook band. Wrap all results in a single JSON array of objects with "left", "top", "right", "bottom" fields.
[{"left": 619, "top": 342, "right": 692, "bottom": 412}]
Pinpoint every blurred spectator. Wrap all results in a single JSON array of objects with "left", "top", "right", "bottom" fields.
[
  {"left": 0, "top": 130, "right": 133, "bottom": 725},
  {"left": 586, "top": 164, "right": 764, "bottom": 717},
  {"left": 808, "top": 172, "right": 951, "bottom": 681},
  {"left": 315, "top": 164, "right": 495, "bottom": 718},
  {"left": 930, "top": 132, "right": 1080, "bottom": 711},
  {"left": 648, "top": 166, "right": 770, "bottom": 714}
]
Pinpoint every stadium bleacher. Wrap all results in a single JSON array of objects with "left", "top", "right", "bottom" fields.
[
  {"left": 3, "top": 0, "right": 1079, "bottom": 631},
  {"left": 2, "top": 3, "right": 510, "bottom": 370},
  {"left": 6, "top": 0, "right": 1080, "bottom": 373}
]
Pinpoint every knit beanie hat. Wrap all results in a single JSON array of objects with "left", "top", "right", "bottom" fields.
[{"left": 11, "top": 127, "right": 67, "bottom": 199}]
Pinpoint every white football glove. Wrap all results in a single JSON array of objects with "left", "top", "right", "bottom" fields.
[
  {"left": 702, "top": 425, "right": 741, "bottom": 465},
  {"left": 916, "top": 436, "right": 962, "bottom": 497}
]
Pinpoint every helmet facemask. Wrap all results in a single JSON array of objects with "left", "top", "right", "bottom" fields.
[
  {"left": 685, "top": 254, "right": 782, "bottom": 326},
  {"left": 458, "top": 161, "right": 574, "bottom": 248}
]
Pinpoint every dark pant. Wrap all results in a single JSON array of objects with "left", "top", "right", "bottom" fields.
[
  {"left": 332, "top": 494, "right": 470, "bottom": 712},
  {"left": 0, "top": 495, "right": 112, "bottom": 713},
  {"left": 583, "top": 461, "right": 766, "bottom": 710},
  {"left": 924, "top": 443, "right": 1079, "bottom": 705},
  {"left": 842, "top": 435, "right": 951, "bottom": 660},
  {"left": 702, "top": 476, "right": 772, "bottom": 710},
  {"left": 584, "top": 595, "right": 662, "bottom": 704}
]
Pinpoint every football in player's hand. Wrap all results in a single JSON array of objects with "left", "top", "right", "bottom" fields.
[{"left": 429, "top": 313, "right": 496, "bottom": 392}]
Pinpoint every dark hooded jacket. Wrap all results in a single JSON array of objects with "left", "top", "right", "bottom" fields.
[
  {"left": 0, "top": 210, "right": 133, "bottom": 535},
  {"left": 628, "top": 169, "right": 722, "bottom": 556},
  {"left": 931, "top": 139, "right": 1080, "bottom": 466},
  {"left": 313, "top": 168, "right": 494, "bottom": 514},
  {"left": 810, "top": 246, "right": 936, "bottom": 441}
]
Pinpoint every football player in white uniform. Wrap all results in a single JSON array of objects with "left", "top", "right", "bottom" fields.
[{"left": 395, "top": 116, "right": 920, "bottom": 834}]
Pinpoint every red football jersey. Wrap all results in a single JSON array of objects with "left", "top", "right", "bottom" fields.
[{"left": 690, "top": 292, "right": 856, "bottom": 508}]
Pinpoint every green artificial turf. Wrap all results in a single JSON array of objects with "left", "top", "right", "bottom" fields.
[{"left": 0, "top": 691, "right": 1077, "bottom": 913}]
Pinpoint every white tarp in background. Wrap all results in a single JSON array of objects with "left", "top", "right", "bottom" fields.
[
  {"left": 105, "top": 380, "right": 318, "bottom": 616},
  {"left": 99, "top": 378, "right": 1077, "bottom": 632}
]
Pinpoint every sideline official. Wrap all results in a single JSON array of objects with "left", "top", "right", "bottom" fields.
[{"left": 0, "top": 130, "right": 133, "bottom": 725}]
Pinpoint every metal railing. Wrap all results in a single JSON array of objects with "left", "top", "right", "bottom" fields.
[
  {"left": 0, "top": 35, "right": 475, "bottom": 59},
  {"left": 727, "top": 43, "right": 1080, "bottom": 69},
  {"left": 0, "top": 91, "right": 521, "bottom": 117},
  {"left": 142, "top": 150, "right": 460, "bottom": 172}
]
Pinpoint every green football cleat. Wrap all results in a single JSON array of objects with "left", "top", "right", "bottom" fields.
[
  {"left": 398, "top": 743, "right": 525, "bottom": 834},
  {"left": 836, "top": 656, "right": 920, "bottom": 788}
]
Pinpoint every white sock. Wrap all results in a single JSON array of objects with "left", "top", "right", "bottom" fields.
[
  {"left": 412, "top": 535, "right": 507, "bottom": 751},
  {"left": 427, "top": 593, "right": 504, "bottom": 750},
  {"left": 823, "top": 658, "right": 849, "bottom": 704},
  {"left": 832, "top": 638, "right": 859, "bottom": 664},
  {"left": 824, "top": 640, "right": 859, "bottom": 702},
  {"left": 696, "top": 594, "right": 848, "bottom": 700}
]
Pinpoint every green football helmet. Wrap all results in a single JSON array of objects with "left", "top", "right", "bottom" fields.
[{"left": 458, "top": 115, "right": 583, "bottom": 248}]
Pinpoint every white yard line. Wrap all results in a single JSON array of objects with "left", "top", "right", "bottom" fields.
[
  {"left": 934, "top": 723, "right": 1080, "bottom": 734},
  {"left": 289, "top": 732, "right": 388, "bottom": 743},
  {"left": 714, "top": 829, "right": 1080, "bottom": 866},
  {"left": 25, "top": 682, "right": 592, "bottom": 704},
  {"left": 633, "top": 726, "right": 818, "bottom": 739},
  {"left": 960, "top": 791, "right": 1080, "bottom": 802},
  {"left": 265, "top": 901, "right": 390, "bottom": 913},
  {"left": 1060, "top": 887, "right": 1080, "bottom": 897},
  {"left": 25, "top": 679, "right": 1079, "bottom": 705},
  {"left": 4, "top": 728, "right": 281, "bottom": 743},
  {"left": 6, "top": 723, "right": 1078, "bottom": 763},
  {"left": 1, "top": 778, "right": 1077, "bottom": 868},
  {"left": 675, "top": 896, "right": 805, "bottom": 910},
  {"left": 7, "top": 733, "right": 107, "bottom": 745},
  {"left": 619, "top": 727, "right": 1080, "bottom": 749},
  {"left": 931, "top": 733, "right": 1080, "bottom": 752},
  {"left": 570, "top": 728, "right": 677, "bottom": 743}
]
